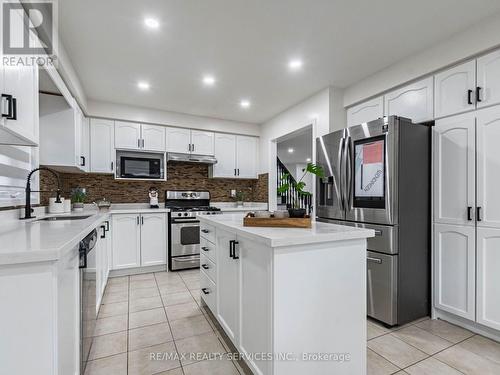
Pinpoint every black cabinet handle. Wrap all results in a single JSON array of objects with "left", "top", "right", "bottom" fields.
[
  {"left": 141, "top": 216, "right": 144, "bottom": 225},
  {"left": 104, "top": 220, "right": 110, "bottom": 232},
  {"left": 201, "top": 246, "right": 209, "bottom": 252},
  {"left": 237, "top": 169, "right": 240, "bottom": 176},
  {"left": 1, "top": 94, "right": 13, "bottom": 119},
  {"left": 80, "top": 156, "right": 86, "bottom": 166},
  {"left": 10, "top": 98, "right": 17, "bottom": 120},
  {"left": 467, "top": 89, "right": 474, "bottom": 105},
  {"left": 476, "top": 87, "right": 482, "bottom": 103},
  {"left": 100, "top": 225, "right": 106, "bottom": 239},
  {"left": 79, "top": 247, "right": 87, "bottom": 269},
  {"left": 201, "top": 264, "right": 209, "bottom": 270},
  {"left": 234, "top": 169, "right": 237, "bottom": 176},
  {"left": 137, "top": 216, "right": 140, "bottom": 225},
  {"left": 233, "top": 241, "right": 239, "bottom": 259},
  {"left": 477, "top": 207, "right": 482, "bottom": 222},
  {"left": 201, "top": 229, "right": 209, "bottom": 233},
  {"left": 229, "top": 240, "right": 235, "bottom": 258},
  {"left": 467, "top": 206, "right": 473, "bottom": 221},
  {"left": 201, "top": 288, "right": 210, "bottom": 295},
  {"left": 111, "top": 161, "right": 114, "bottom": 172}
]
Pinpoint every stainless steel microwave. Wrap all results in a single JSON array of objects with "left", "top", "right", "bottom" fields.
[{"left": 116, "top": 151, "right": 165, "bottom": 180}]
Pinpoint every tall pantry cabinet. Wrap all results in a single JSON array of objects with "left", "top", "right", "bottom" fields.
[{"left": 433, "top": 105, "right": 500, "bottom": 330}]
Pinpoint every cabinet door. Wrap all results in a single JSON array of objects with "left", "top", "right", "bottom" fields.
[
  {"left": 477, "top": 227, "right": 500, "bottom": 331},
  {"left": 476, "top": 105, "right": 500, "bottom": 229},
  {"left": 166, "top": 127, "right": 191, "bottom": 153},
  {"left": 213, "top": 133, "right": 236, "bottom": 178},
  {"left": 433, "top": 113, "right": 475, "bottom": 225},
  {"left": 216, "top": 228, "right": 239, "bottom": 342},
  {"left": 384, "top": 77, "right": 434, "bottom": 123},
  {"left": 90, "top": 119, "right": 115, "bottom": 173},
  {"left": 434, "top": 60, "right": 476, "bottom": 118},
  {"left": 347, "top": 96, "right": 384, "bottom": 127},
  {"left": 73, "top": 101, "right": 82, "bottom": 170},
  {"left": 2, "top": 6, "right": 39, "bottom": 145},
  {"left": 477, "top": 50, "right": 500, "bottom": 109},
  {"left": 434, "top": 224, "right": 475, "bottom": 320},
  {"left": 191, "top": 130, "right": 215, "bottom": 155},
  {"left": 140, "top": 213, "right": 167, "bottom": 266},
  {"left": 112, "top": 214, "right": 141, "bottom": 269},
  {"left": 80, "top": 116, "right": 90, "bottom": 172},
  {"left": 115, "top": 121, "right": 141, "bottom": 150},
  {"left": 236, "top": 136, "right": 258, "bottom": 179},
  {"left": 141, "top": 124, "right": 166, "bottom": 152}
]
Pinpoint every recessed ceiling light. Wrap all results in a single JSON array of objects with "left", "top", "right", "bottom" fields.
[
  {"left": 137, "top": 81, "right": 150, "bottom": 90},
  {"left": 306, "top": 158, "right": 312, "bottom": 162},
  {"left": 240, "top": 99, "right": 251, "bottom": 108},
  {"left": 202, "top": 75, "right": 216, "bottom": 86},
  {"left": 144, "top": 18, "right": 160, "bottom": 29},
  {"left": 288, "top": 148, "right": 294, "bottom": 153},
  {"left": 288, "top": 59, "right": 303, "bottom": 71}
]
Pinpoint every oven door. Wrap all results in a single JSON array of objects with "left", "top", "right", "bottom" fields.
[
  {"left": 345, "top": 117, "right": 399, "bottom": 225},
  {"left": 171, "top": 219, "right": 200, "bottom": 257},
  {"left": 119, "top": 155, "right": 163, "bottom": 179}
]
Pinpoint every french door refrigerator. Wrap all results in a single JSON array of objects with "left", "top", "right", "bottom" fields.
[{"left": 316, "top": 116, "right": 431, "bottom": 326}]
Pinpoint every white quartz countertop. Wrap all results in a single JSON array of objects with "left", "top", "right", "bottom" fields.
[
  {"left": 199, "top": 213, "right": 374, "bottom": 247},
  {"left": 0, "top": 210, "right": 110, "bottom": 266}
]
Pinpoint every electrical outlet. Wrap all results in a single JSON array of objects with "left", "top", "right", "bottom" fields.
[{"left": 230, "top": 189, "right": 236, "bottom": 198}]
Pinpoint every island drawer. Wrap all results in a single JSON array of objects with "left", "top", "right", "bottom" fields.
[
  {"left": 200, "top": 223, "right": 215, "bottom": 243},
  {"left": 200, "top": 252, "right": 216, "bottom": 283},
  {"left": 200, "top": 270, "right": 216, "bottom": 314},
  {"left": 200, "top": 237, "right": 216, "bottom": 263}
]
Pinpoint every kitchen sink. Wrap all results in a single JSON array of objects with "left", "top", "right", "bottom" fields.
[{"left": 36, "top": 215, "right": 92, "bottom": 221}]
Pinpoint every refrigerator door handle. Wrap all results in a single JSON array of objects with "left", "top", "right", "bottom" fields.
[
  {"left": 338, "top": 136, "right": 345, "bottom": 210},
  {"left": 344, "top": 136, "right": 353, "bottom": 210}
]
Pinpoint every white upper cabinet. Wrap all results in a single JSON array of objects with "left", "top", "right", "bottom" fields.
[
  {"left": 433, "top": 112, "right": 475, "bottom": 226},
  {"left": 140, "top": 214, "right": 167, "bottom": 267},
  {"left": 384, "top": 77, "right": 434, "bottom": 123},
  {"left": 90, "top": 119, "right": 115, "bottom": 173},
  {"left": 115, "top": 121, "right": 141, "bottom": 150},
  {"left": 80, "top": 115, "right": 90, "bottom": 172},
  {"left": 434, "top": 60, "right": 476, "bottom": 119},
  {"left": 476, "top": 227, "right": 500, "bottom": 331},
  {"left": 213, "top": 133, "right": 237, "bottom": 178},
  {"left": 476, "top": 49, "right": 500, "bottom": 109},
  {"left": 434, "top": 223, "right": 476, "bottom": 320},
  {"left": 476, "top": 105, "right": 500, "bottom": 229},
  {"left": 191, "top": 130, "right": 215, "bottom": 155},
  {"left": 236, "top": 136, "right": 258, "bottom": 178},
  {"left": 112, "top": 214, "right": 141, "bottom": 269},
  {"left": 141, "top": 124, "right": 165, "bottom": 152},
  {"left": 347, "top": 96, "right": 384, "bottom": 127},
  {"left": 166, "top": 127, "right": 191, "bottom": 154}
]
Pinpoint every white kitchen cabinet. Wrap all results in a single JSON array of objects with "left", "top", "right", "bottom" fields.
[
  {"left": 112, "top": 214, "right": 141, "bottom": 269},
  {"left": 80, "top": 114, "right": 90, "bottom": 172},
  {"left": 216, "top": 228, "right": 239, "bottom": 342},
  {"left": 476, "top": 106, "right": 500, "bottom": 229},
  {"left": 347, "top": 96, "right": 384, "bottom": 127},
  {"left": 115, "top": 121, "right": 141, "bottom": 150},
  {"left": 384, "top": 77, "right": 434, "bottom": 123},
  {"left": 140, "top": 213, "right": 167, "bottom": 266},
  {"left": 434, "top": 223, "right": 476, "bottom": 320},
  {"left": 90, "top": 118, "right": 115, "bottom": 173},
  {"left": 213, "top": 133, "right": 237, "bottom": 177},
  {"left": 166, "top": 127, "right": 191, "bottom": 154},
  {"left": 476, "top": 227, "right": 500, "bottom": 331},
  {"left": 96, "top": 220, "right": 111, "bottom": 310},
  {"left": 191, "top": 130, "right": 215, "bottom": 155},
  {"left": 434, "top": 60, "right": 476, "bottom": 118},
  {"left": 433, "top": 113, "right": 475, "bottom": 226},
  {"left": 236, "top": 135, "right": 258, "bottom": 178},
  {"left": 476, "top": 49, "right": 500, "bottom": 109},
  {"left": 142, "top": 124, "right": 166, "bottom": 152}
]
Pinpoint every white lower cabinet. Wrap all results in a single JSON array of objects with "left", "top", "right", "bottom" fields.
[
  {"left": 476, "top": 227, "right": 500, "bottom": 331},
  {"left": 96, "top": 221, "right": 111, "bottom": 310},
  {"left": 140, "top": 213, "right": 167, "bottom": 266},
  {"left": 434, "top": 223, "right": 476, "bottom": 320},
  {"left": 112, "top": 213, "right": 167, "bottom": 270}
]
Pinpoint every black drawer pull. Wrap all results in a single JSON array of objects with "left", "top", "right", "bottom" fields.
[
  {"left": 201, "top": 246, "right": 210, "bottom": 252},
  {"left": 201, "top": 288, "right": 210, "bottom": 295},
  {"left": 467, "top": 206, "right": 473, "bottom": 221},
  {"left": 476, "top": 87, "right": 482, "bottom": 103},
  {"left": 201, "top": 229, "right": 209, "bottom": 233},
  {"left": 477, "top": 207, "right": 482, "bottom": 222},
  {"left": 467, "top": 89, "right": 473, "bottom": 105},
  {"left": 201, "top": 264, "right": 209, "bottom": 270}
]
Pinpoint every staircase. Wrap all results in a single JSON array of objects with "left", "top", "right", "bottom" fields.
[{"left": 276, "top": 158, "right": 312, "bottom": 214}]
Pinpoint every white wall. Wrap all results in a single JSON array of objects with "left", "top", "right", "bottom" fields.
[
  {"left": 343, "top": 12, "right": 500, "bottom": 107},
  {"left": 87, "top": 100, "right": 260, "bottom": 137}
]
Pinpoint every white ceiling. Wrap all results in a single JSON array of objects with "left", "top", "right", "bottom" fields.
[{"left": 59, "top": 0, "right": 500, "bottom": 124}]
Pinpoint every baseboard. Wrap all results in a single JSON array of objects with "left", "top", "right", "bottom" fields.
[
  {"left": 109, "top": 264, "right": 167, "bottom": 277},
  {"left": 434, "top": 309, "right": 500, "bottom": 342}
]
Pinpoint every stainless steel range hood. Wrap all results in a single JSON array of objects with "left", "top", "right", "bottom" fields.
[{"left": 167, "top": 153, "right": 218, "bottom": 164}]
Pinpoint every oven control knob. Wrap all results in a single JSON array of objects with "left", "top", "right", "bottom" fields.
[
  {"left": 184, "top": 213, "right": 188, "bottom": 216},
  {"left": 177, "top": 213, "right": 182, "bottom": 217}
]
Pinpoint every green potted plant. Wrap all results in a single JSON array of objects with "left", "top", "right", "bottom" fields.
[
  {"left": 234, "top": 190, "right": 245, "bottom": 207},
  {"left": 277, "top": 163, "right": 324, "bottom": 218},
  {"left": 71, "top": 187, "right": 87, "bottom": 212}
]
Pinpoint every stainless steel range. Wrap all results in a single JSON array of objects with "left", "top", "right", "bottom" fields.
[{"left": 166, "top": 191, "right": 221, "bottom": 270}]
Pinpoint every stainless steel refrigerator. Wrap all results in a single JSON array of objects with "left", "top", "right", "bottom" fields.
[{"left": 316, "top": 116, "right": 430, "bottom": 326}]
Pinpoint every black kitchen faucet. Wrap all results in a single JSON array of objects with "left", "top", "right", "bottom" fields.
[{"left": 21, "top": 167, "right": 62, "bottom": 220}]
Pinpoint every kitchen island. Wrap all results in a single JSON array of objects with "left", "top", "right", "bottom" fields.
[{"left": 198, "top": 213, "right": 374, "bottom": 375}]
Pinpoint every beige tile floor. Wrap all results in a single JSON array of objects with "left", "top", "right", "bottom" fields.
[{"left": 85, "top": 269, "right": 500, "bottom": 375}]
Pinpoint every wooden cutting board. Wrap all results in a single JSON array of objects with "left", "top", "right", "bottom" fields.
[{"left": 243, "top": 216, "right": 312, "bottom": 228}]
